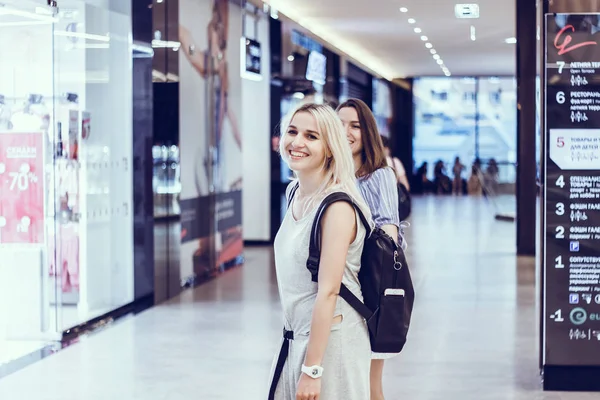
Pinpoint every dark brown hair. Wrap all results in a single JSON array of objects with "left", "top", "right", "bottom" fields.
[{"left": 336, "top": 98, "right": 387, "bottom": 178}]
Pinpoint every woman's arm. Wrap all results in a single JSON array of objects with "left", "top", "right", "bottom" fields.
[
  {"left": 380, "top": 224, "right": 399, "bottom": 245},
  {"left": 304, "top": 201, "right": 357, "bottom": 366},
  {"left": 179, "top": 25, "right": 207, "bottom": 78},
  {"left": 296, "top": 201, "right": 356, "bottom": 398},
  {"left": 393, "top": 157, "right": 410, "bottom": 191}
]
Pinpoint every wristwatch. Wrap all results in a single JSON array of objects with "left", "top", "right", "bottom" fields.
[{"left": 301, "top": 364, "right": 324, "bottom": 379}]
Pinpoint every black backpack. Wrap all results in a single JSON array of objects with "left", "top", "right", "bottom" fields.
[{"left": 290, "top": 185, "right": 415, "bottom": 353}]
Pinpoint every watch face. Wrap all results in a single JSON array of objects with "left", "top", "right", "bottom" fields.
[{"left": 311, "top": 368, "right": 319, "bottom": 377}]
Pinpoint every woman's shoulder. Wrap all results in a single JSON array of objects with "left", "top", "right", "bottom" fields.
[{"left": 360, "top": 167, "right": 396, "bottom": 187}]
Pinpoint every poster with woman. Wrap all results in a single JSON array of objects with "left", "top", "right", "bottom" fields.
[{"left": 179, "top": 0, "right": 243, "bottom": 284}]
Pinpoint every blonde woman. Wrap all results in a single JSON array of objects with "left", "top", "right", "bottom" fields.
[{"left": 268, "top": 103, "right": 372, "bottom": 400}]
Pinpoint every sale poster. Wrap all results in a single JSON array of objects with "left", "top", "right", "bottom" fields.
[{"left": 0, "top": 131, "right": 45, "bottom": 244}]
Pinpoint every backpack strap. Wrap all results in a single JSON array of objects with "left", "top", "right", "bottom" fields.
[
  {"left": 306, "top": 192, "right": 373, "bottom": 321},
  {"left": 286, "top": 182, "right": 299, "bottom": 209}
]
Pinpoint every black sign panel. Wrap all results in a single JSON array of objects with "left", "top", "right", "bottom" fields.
[
  {"left": 180, "top": 190, "right": 242, "bottom": 243},
  {"left": 544, "top": 13, "right": 600, "bottom": 366}
]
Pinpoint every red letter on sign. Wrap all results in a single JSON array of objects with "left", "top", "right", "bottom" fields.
[{"left": 554, "top": 25, "right": 597, "bottom": 55}]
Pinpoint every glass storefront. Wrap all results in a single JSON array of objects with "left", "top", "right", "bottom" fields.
[
  {"left": 413, "top": 76, "right": 517, "bottom": 185},
  {"left": 372, "top": 78, "right": 392, "bottom": 137},
  {"left": 0, "top": 0, "right": 133, "bottom": 367},
  {"left": 152, "top": 145, "right": 181, "bottom": 218}
]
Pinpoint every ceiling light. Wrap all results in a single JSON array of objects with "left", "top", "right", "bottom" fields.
[
  {"left": 470, "top": 25, "right": 476, "bottom": 41},
  {"left": 287, "top": 55, "right": 295, "bottom": 61},
  {"left": 505, "top": 37, "right": 517, "bottom": 44},
  {"left": 55, "top": 31, "right": 110, "bottom": 42},
  {"left": 157, "top": 0, "right": 163, "bottom": 3},
  {"left": 0, "top": 7, "right": 58, "bottom": 22},
  {"left": 425, "top": 43, "right": 433, "bottom": 48},
  {"left": 35, "top": 6, "right": 55, "bottom": 15},
  {"left": 430, "top": 49, "right": 437, "bottom": 54},
  {"left": 0, "top": 20, "right": 50, "bottom": 27},
  {"left": 437, "top": 59, "right": 444, "bottom": 65},
  {"left": 408, "top": 18, "right": 416, "bottom": 24},
  {"left": 421, "top": 35, "right": 428, "bottom": 41},
  {"left": 433, "top": 54, "right": 440, "bottom": 60},
  {"left": 152, "top": 39, "right": 181, "bottom": 49},
  {"left": 444, "top": 71, "right": 452, "bottom": 76},
  {"left": 399, "top": 7, "right": 408, "bottom": 12},
  {"left": 414, "top": 27, "right": 422, "bottom": 33}
]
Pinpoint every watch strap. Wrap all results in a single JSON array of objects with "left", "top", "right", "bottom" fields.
[{"left": 301, "top": 364, "right": 323, "bottom": 379}]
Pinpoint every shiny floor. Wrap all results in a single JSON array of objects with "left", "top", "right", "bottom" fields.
[{"left": 0, "top": 195, "right": 598, "bottom": 399}]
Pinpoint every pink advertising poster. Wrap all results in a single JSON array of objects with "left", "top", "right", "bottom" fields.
[{"left": 0, "top": 132, "right": 45, "bottom": 244}]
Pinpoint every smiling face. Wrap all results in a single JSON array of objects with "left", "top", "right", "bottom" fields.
[
  {"left": 282, "top": 111, "right": 327, "bottom": 174},
  {"left": 337, "top": 106, "right": 363, "bottom": 158}
]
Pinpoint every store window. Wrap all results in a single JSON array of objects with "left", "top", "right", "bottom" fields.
[
  {"left": 413, "top": 76, "right": 517, "bottom": 184},
  {"left": 0, "top": 0, "right": 133, "bottom": 367},
  {"left": 372, "top": 78, "right": 392, "bottom": 137}
]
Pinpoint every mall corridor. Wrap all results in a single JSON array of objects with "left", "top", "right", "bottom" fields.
[{"left": 0, "top": 196, "right": 595, "bottom": 400}]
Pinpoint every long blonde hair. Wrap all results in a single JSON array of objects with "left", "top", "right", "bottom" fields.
[{"left": 280, "top": 103, "right": 372, "bottom": 225}]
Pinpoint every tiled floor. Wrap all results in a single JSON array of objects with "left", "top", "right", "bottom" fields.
[{"left": 0, "top": 195, "right": 598, "bottom": 399}]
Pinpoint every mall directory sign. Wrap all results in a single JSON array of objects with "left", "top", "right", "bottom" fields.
[{"left": 544, "top": 13, "right": 600, "bottom": 370}]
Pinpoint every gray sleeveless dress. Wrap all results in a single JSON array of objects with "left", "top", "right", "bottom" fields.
[{"left": 269, "top": 188, "right": 371, "bottom": 400}]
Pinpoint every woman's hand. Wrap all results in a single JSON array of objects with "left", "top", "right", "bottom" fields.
[{"left": 296, "top": 374, "right": 321, "bottom": 400}]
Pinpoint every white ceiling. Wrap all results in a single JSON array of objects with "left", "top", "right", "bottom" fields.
[{"left": 262, "top": 0, "right": 516, "bottom": 79}]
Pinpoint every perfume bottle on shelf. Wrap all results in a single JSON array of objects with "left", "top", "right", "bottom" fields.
[
  {"left": 0, "top": 95, "right": 12, "bottom": 130},
  {"left": 56, "top": 121, "right": 64, "bottom": 158},
  {"left": 58, "top": 92, "right": 79, "bottom": 160}
]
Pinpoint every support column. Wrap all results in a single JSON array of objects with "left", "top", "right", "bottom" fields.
[{"left": 515, "top": 0, "right": 538, "bottom": 255}]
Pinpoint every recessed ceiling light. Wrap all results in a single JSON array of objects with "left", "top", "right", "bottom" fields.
[
  {"left": 470, "top": 25, "right": 476, "bottom": 41},
  {"left": 430, "top": 49, "right": 437, "bottom": 54},
  {"left": 421, "top": 35, "right": 428, "bottom": 41},
  {"left": 400, "top": 7, "right": 408, "bottom": 12},
  {"left": 445, "top": 71, "right": 451, "bottom": 76},
  {"left": 408, "top": 18, "right": 416, "bottom": 24},
  {"left": 414, "top": 27, "right": 422, "bottom": 33},
  {"left": 437, "top": 59, "right": 444, "bottom": 65},
  {"left": 433, "top": 54, "right": 440, "bottom": 60},
  {"left": 505, "top": 37, "right": 517, "bottom": 44},
  {"left": 287, "top": 55, "right": 295, "bottom": 61},
  {"left": 425, "top": 43, "right": 433, "bottom": 48}
]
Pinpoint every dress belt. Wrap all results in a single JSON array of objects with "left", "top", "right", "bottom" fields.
[{"left": 267, "top": 328, "right": 294, "bottom": 400}]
